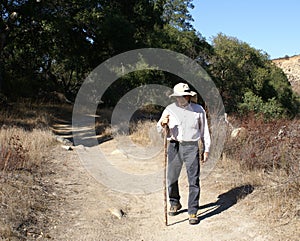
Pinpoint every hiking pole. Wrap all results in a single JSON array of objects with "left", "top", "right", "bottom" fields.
[{"left": 163, "top": 125, "right": 168, "bottom": 226}]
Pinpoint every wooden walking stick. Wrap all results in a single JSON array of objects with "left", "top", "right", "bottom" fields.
[{"left": 163, "top": 125, "right": 168, "bottom": 226}]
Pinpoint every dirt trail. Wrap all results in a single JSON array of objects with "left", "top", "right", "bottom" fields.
[
  {"left": 44, "top": 113, "right": 297, "bottom": 241},
  {"left": 47, "top": 144, "right": 275, "bottom": 241}
]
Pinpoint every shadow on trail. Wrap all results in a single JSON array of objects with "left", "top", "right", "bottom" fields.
[
  {"left": 198, "top": 184, "right": 254, "bottom": 221},
  {"left": 51, "top": 107, "right": 114, "bottom": 146},
  {"left": 168, "top": 184, "right": 254, "bottom": 226}
]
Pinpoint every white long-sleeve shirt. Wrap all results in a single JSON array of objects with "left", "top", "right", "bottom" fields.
[{"left": 157, "top": 102, "right": 211, "bottom": 152}]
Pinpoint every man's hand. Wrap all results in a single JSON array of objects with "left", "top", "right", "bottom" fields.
[
  {"left": 161, "top": 114, "right": 169, "bottom": 127},
  {"left": 201, "top": 152, "right": 209, "bottom": 164}
]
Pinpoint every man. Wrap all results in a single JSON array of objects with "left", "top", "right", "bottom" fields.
[{"left": 157, "top": 83, "right": 211, "bottom": 225}]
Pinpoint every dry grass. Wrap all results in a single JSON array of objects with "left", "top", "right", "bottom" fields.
[
  {"left": 0, "top": 128, "right": 56, "bottom": 171},
  {"left": 0, "top": 102, "right": 50, "bottom": 130},
  {"left": 95, "top": 107, "right": 162, "bottom": 145},
  {"left": 225, "top": 116, "right": 299, "bottom": 172},
  {"left": 129, "top": 120, "right": 159, "bottom": 146},
  {"left": 0, "top": 102, "right": 58, "bottom": 240},
  {"left": 222, "top": 115, "right": 300, "bottom": 228},
  {"left": 218, "top": 157, "right": 299, "bottom": 241}
]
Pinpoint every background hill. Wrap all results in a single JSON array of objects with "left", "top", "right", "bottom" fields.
[{"left": 273, "top": 54, "right": 300, "bottom": 95}]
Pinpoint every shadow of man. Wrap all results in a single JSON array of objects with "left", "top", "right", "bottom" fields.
[
  {"left": 198, "top": 184, "right": 254, "bottom": 221},
  {"left": 167, "top": 184, "right": 254, "bottom": 226}
]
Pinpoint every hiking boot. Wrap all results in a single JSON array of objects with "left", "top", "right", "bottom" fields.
[
  {"left": 168, "top": 203, "right": 182, "bottom": 216},
  {"left": 189, "top": 214, "right": 199, "bottom": 225}
]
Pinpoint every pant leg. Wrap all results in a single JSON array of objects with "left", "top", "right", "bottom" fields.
[
  {"left": 167, "top": 141, "right": 183, "bottom": 205},
  {"left": 182, "top": 143, "right": 200, "bottom": 214}
]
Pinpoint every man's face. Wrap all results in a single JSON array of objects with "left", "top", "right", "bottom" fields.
[{"left": 176, "top": 95, "right": 190, "bottom": 106}]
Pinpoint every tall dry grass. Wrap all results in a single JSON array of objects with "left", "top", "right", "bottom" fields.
[
  {"left": 0, "top": 127, "right": 55, "bottom": 171},
  {"left": 129, "top": 120, "right": 160, "bottom": 146},
  {"left": 222, "top": 115, "right": 300, "bottom": 224},
  {"left": 0, "top": 102, "right": 57, "bottom": 240},
  {"left": 0, "top": 101, "right": 51, "bottom": 130}
]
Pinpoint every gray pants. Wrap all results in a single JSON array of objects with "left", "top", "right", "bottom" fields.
[{"left": 167, "top": 141, "right": 200, "bottom": 215}]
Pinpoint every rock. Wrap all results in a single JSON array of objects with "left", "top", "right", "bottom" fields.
[
  {"left": 56, "top": 136, "right": 66, "bottom": 143},
  {"left": 231, "top": 127, "right": 247, "bottom": 139},
  {"left": 55, "top": 136, "right": 73, "bottom": 146},
  {"left": 108, "top": 208, "right": 125, "bottom": 219},
  {"left": 61, "top": 145, "right": 73, "bottom": 151}
]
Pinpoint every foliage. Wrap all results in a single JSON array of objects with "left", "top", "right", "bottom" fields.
[
  {"left": 1, "top": 0, "right": 206, "bottom": 101},
  {"left": 208, "top": 34, "right": 299, "bottom": 118},
  {"left": 162, "top": 0, "right": 195, "bottom": 31},
  {"left": 0, "top": 1, "right": 298, "bottom": 119},
  {"left": 238, "top": 91, "right": 284, "bottom": 119}
]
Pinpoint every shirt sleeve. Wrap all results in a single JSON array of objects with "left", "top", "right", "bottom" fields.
[
  {"left": 157, "top": 108, "right": 170, "bottom": 133},
  {"left": 200, "top": 109, "right": 211, "bottom": 152}
]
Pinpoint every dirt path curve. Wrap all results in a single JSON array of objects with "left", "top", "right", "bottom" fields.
[{"left": 45, "top": 115, "right": 278, "bottom": 241}]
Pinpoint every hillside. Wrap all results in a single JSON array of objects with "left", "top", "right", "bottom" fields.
[{"left": 273, "top": 54, "right": 300, "bottom": 95}]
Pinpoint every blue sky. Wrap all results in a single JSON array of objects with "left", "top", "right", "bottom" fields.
[{"left": 190, "top": 0, "right": 300, "bottom": 59}]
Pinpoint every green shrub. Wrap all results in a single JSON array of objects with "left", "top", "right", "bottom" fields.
[{"left": 238, "top": 91, "right": 284, "bottom": 119}]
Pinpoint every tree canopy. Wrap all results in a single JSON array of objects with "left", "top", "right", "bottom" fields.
[
  {"left": 0, "top": 0, "right": 298, "bottom": 118},
  {"left": 208, "top": 34, "right": 298, "bottom": 118}
]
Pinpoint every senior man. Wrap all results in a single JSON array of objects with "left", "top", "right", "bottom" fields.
[{"left": 157, "top": 83, "right": 211, "bottom": 225}]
